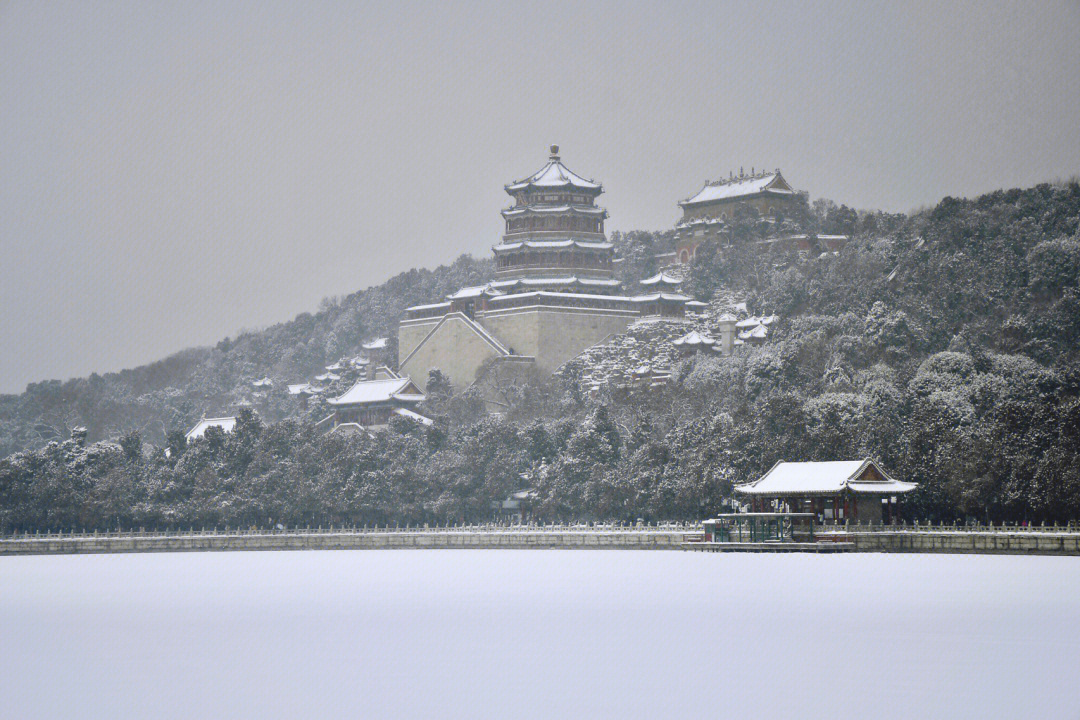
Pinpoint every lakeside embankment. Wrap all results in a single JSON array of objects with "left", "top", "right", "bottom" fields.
[{"left": 2, "top": 523, "right": 1079, "bottom": 556}]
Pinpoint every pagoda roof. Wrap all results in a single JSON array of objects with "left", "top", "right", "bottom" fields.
[
  {"left": 680, "top": 170, "right": 796, "bottom": 207},
  {"left": 735, "top": 459, "right": 917, "bottom": 497},
  {"left": 506, "top": 146, "right": 602, "bottom": 193},
  {"left": 487, "top": 290, "right": 634, "bottom": 304},
  {"left": 502, "top": 204, "right": 606, "bottom": 218},
  {"left": 630, "top": 292, "right": 691, "bottom": 303},
  {"left": 493, "top": 239, "right": 612, "bottom": 253},
  {"left": 489, "top": 277, "right": 621, "bottom": 290}
]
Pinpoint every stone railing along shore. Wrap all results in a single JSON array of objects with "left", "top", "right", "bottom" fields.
[{"left": 1, "top": 522, "right": 1078, "bottom": 556}]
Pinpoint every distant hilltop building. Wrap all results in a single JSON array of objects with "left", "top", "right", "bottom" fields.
[
  {"left": 323, "top": 368, "right": 429, "bottom": 434},
  {"left": 674, "top": 168, "right": 803, "bottom": 264},
  {"left": 399, "top": 145, "right": 697, "bottom": 393}
]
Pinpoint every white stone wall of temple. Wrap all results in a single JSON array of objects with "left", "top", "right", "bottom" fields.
[{"left": 399, "top": 315, "right": 503, "bottom": 392}]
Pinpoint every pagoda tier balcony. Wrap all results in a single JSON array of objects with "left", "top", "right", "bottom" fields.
[
  {"left": 495, "top": 265, "right": 616, "bottom": 281},
  {"left": 501, "top": 229, "right": 607, "bottom": 243},
  {"left": 495, "top": 249, "right": 614, "bottom": 277}
]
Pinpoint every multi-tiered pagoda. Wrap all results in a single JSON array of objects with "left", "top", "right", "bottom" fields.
[
  {"left": 492, "top": 145, "right": 617, "bottom": 293},
  {"left": 398, "top": 147, "right": 693, "bottom": 393}
]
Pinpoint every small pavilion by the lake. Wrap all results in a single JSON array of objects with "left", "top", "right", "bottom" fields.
[{"left": 734, "top": 459, "right": 917, "bottom": 525}]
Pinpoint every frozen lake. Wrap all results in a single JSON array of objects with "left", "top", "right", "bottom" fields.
[{"left": 1, "top": 550, "right": 1077, "bottom": 718}]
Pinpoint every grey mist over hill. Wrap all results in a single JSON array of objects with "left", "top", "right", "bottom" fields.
[{"left": 2, "top": 1, "right": 1079, "bottom": 393}]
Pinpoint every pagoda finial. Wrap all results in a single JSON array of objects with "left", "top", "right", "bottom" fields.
[{"left": 549, "top": 144, "right": 560, "bottom": 160}]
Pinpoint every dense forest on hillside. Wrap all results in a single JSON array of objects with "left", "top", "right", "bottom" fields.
[{"left": 2, "top": 182, "right": 1080, "bottom": 529}]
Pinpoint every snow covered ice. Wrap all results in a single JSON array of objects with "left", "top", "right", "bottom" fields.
[{"left": 2, "top": 550, "right": 1078, "bottom": 718}]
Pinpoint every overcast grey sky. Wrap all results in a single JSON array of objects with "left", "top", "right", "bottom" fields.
[{"left": 2, "top": 1, "right": 1078, "bottom": 393}]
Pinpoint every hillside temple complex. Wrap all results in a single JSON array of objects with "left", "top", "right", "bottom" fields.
[
  {"left": 399, "top": 146, "right": 711, "bottom": 393},
  {"left": 670, "top": 168, "right": 847, "bottom": 265}
]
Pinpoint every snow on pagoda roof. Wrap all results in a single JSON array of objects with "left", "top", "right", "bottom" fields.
[
  {"left": 314, "top": 372, "right": 341, "bottom": 382},
  {"left": 673, "top": 330, "right": 715, "bottom": 346},
  {"left": 287, "top": 383, "right": 322, "bottom": 396},
  {"left": 488, "top": 277, "right": 621, "bottom": 293},
  {"left": 185, "top": 416, "right": 236, "bottom": 443},
  {"left": 502, "top": 204, "right": 606, "bottom": 217},
  {"left": 680, "top": 170, "right": 796, "bottom": 207},
  {"left": 362, "top": 338, "right": 389, "bottom": 350},
  {"left": 735, "top": 459, "right": 918, "bottom": 496},
  {"left": 640, "top": 272, "right": 683, "bottom": 286},
  {"left": 251, "top": 377, "right": 273, "bottom": 388},
  {"left": 328, "top": 377, "right": 425, "bottom": 406},
  {"left": 685, "top": 300, "right": 708, "bottom": 308},
  {"left": 715, "top": 312, "right": 738, "bottom": 322},
  {"left": 630, "top": 292, "right": 691, "bottom": 303},
  {"left": 493, "top": 239, "right": 612, "bottom": 252},
  {"left": 506, "top": 146, "right": 602, "bottom": 193},
  {"left": 486, "top": 290, "right": 635, "bottom": 304},
  {"left": 325, "top": 363, "right": 344, "bottom": 371}
]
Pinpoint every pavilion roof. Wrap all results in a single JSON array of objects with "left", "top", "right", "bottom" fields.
[
  {"left": 505, "top": 146, "right": 602, "bottom": 193},
  {"left": 680, "top": 170, "right": 796, "bottom": 207},
  {"left": 502, "top": 204, "right": 606, "bottom": 217},
  {"left": 328, "top": 377, "right": 425, "bottom": 406},
  {"left": 493, "top": 239, "right": 612, "bottom": 253},
  {"left": 735, "top": 459, "right": 918, "bottom": 496},
  {"left": 673, "top": 330, "right": 715, "bottom": 346}
]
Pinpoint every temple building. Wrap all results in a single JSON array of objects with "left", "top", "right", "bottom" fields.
[
  {"left": 674, "top": 168, "right": 802, "bottom": 264},
  {"left": 734, "top": 459, "right": 918, "bottom": 525},
  {"left": 399, "top": 146, "right": 694, "bottom": 393},
  {"left": 325, "top": 371, "right": 428, "bottom": 432}
]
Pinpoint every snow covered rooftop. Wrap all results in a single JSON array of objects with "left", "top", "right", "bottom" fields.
[
  {"left": 735, "top": 459, "right": 918, "bottom": 496},
  {"left": 328, "top": 377, "right": 425, "bottom": 406},
  {"left": 393, "top": 407, "right": 433, "bottom": 426},
  {"left": 251, "top": 377, "right": 273, "bottom": 388},
  {"left": 680, "top": 171, "right": 796, "bottom": 207},
  {"left": 631, "top": 292, "right": 691, "bottom": 303},
  {"left": 674, "top": 330, "right": 715, "bottom": 346},
  {"left": 185, "top": 417, "right": 236, "bottom": 443},
  {"left": 735, "top": 315, "right": 776, "bottom": 329},
  {"left": 362, "top": 338, "right": 389, "bottom": 350},
  {"left": 738, "top": 325, "right": 769, "bottom": 340},
  {"left": 406, "top": 301, "right": 452, "bottom": 312},
  {"left": 447, "top": 285, "right": 504, "bottom": 300},
  {"left": 502, "top": 204, "right": 605, "bottom": 217},
  {"left": 314, "top": 372, "right": 341, "bottom": 382},
  {"left": 493, "top": 239, "right": 613, "bottom": 252},
  {"left": 640, "top": 272, "right": 683, "bottom": 286},
  {"left": 505, "top": 147, "right": 602, "bottom": 193},
  {"left": 287, "top": 383, "right": 322, "bottom": 396}
]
